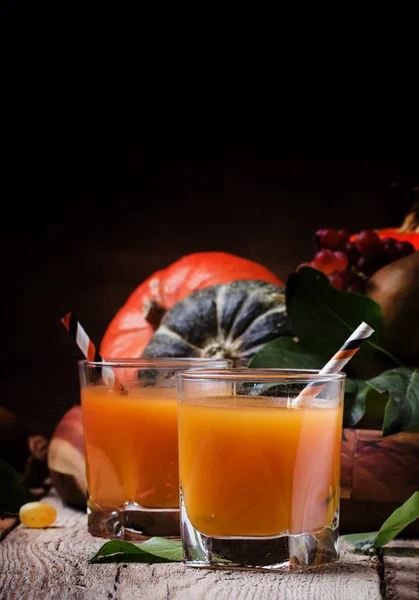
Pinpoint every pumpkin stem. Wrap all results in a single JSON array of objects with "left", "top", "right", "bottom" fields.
[
  {"left": 143, "top": 300, "right": 166, "bottom": 330},
  {"left": 399, "top": 200, "right": 419, "bottom": 233}
]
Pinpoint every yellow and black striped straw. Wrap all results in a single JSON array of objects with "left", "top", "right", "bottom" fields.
[{"left": 295, "top": 321, "right": 374, "bottom": 404}]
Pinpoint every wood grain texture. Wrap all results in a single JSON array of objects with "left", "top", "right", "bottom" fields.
[
  {"left": 352, "top": 430, "right": 419, "bottom": 503},
  {"left": 340, "top": 499, "right": 419, "bottom": 536},
  {"left": 339, "top": 429, "right": 419, "bottom": 534},
  {"left": 118, "top": 546, "right": 382, "bottom": 600},
  {"left": 382, "top": 540, "right": 419, "bottom": 600},
  {"left": 0, "top": 491, "right": 383, "bottom": 600},
  {"left": 0, "top": 491, "right": 115, "bottom": 600}
]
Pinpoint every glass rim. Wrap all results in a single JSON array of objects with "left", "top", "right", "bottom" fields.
[
  {"left": 78, "top": 357, "right": 232, "bottom": 369},
  {"left": 176, "top": 368, "right": 346, "bottom": 383}
]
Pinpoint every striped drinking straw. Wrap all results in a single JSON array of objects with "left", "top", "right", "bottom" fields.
[
  {"left": 61, "top": 312, "right": 124, "bottom": 391},
  {"left": 294, "top": 321, "right": 375, "bottom": 405}
]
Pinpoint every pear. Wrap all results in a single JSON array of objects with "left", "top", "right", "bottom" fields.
[{"left": 366, "top": 251, "right": 419, "bottom": 365}]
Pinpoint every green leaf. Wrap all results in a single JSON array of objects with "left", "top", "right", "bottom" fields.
[
  {"left": 368, "top": 368, "right": 419, "bottom": 436},
  {"left": 249, "top": 339, "right": 381, "bottom": 428},
  {"left": 249, "top": 337, "right": 326, "bottom": 369},
  {"left": 341, "top": 493, "right": 419, "bottom": 552},
  {"left": 135, "top": 537, "right": 183, "bottom": 561},
  {"left": 286, "top": 267, "right": 394, "bottom": 367},
  {"left": 0, "top": 459, "right": 34, "bottom": 514},
  {"left": 343, "top": 380, "right": 368, "bottom": 428},
  {"left": 88, "top": 537, "right": 183, "bottom": 564},
  {"left": 374, "top": 492, "right": 419, "bottom": 548},
  {"left": 340, "top": 531, "right": 378, "bottom": 554},
  {"left": 344, "top": 381, "right": 391, "bottom": 429},
  {"left": 363, "top": 387, "right": 389, "bottom": 421}
]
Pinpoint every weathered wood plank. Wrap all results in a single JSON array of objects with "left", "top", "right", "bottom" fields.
[
  {"left": 382, "top": 540, "right": 419, "bottom": 600},
  {"left": 0, "top": 491, "right": 383, "bottom": 600},
  {"left": 0, "top": 490, "right": 117, "bottom": 600},
  {"left": 117, "top": 544, "right": 382, "bottom": 600},
  {"left": 340, "top": 429, "right": 419, "bottom": 535},
  {"left": 340, "top": 499, "right": 419, "bottom": 536}
]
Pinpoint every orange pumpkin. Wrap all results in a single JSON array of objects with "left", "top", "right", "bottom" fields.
[{"left": 101, "top": 252, "right": 283, "bottom": 359}]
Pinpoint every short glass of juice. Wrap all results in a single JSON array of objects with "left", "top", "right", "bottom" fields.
[
  {"left": 78, "top": 358, "right": 230, "bottom": 540},
  {"left": 177, "top": 368, "right": 345, "bottom": 572}
]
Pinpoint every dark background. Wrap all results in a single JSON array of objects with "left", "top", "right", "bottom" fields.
[{"left": 2, "top": 55, "right": 418, "bottom": 438}]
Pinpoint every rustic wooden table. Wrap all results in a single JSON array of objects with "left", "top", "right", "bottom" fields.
[{"left": 1, "top": 490, "right": 418, "bottom": 600}]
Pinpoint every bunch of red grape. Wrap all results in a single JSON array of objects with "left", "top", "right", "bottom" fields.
[{"left": 299, "top": 228, "right": 415, "bottom": 292}]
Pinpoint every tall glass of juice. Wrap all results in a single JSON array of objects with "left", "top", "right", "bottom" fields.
[
  {"left": 79, "top": 358, "right": 230, "bottom": 540},
  {"left": 177, "top": 368, "right": 345, "bottom": 572}
]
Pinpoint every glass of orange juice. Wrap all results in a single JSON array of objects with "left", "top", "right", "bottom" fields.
[
  {"left": 177, "top": 368, "right": 345, "bottom": 572},
  {"left": 78, "top": 358, "right": 230, "bottom": 540}
]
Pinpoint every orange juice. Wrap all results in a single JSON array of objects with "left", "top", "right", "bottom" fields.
[
  {"left": 81, "top": 386, "right": 178, "bottom": 509},
  {"left": 179, "top": 396, "right": 342, "bottom": 537}
]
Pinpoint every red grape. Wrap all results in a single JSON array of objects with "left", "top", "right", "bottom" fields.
[
  {"left": 355, "top": 229, "right": 382, "bottom": 257},
  {"left": 395, "top": 241, "right": 415, "bottom": 258},
  {"left": 336, "top": 229, "right": 350, "bottom": 247},
  {"left": 356, "top": 254, "right": 388, "bottom": 276},
  {"left": 315, "top": 228, "right": 340, "bottom": 250},
  {"left": 355, "top": 256, "right": 373, "bottom": 276},
  {"left": 345, "top": 270, "right": 361, "bottom": 283},
  {"left": 328, "top": 272, "right": 345, "bottom": 290},
  {"left": 343, "top": 241, "right": 360, "bottom": 266},
  {"left": 381, "top": 237, "right": 402, "bottom": 261},
  {"left": 333, "top": 251, "right": 349, "bottom": 272},
  {"left": 347, "top": 281, "right": 364, "bottom": 294},
  {"left": 342, "top": 269, "right": 365, "bottom": 293},
  {"left": 312, "top": 249, "right": 340, "bottom": 274}
]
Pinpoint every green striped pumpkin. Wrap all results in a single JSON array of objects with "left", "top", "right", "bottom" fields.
[{"left": 142, "top": 280, "right": 292, "bottom": 364}]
